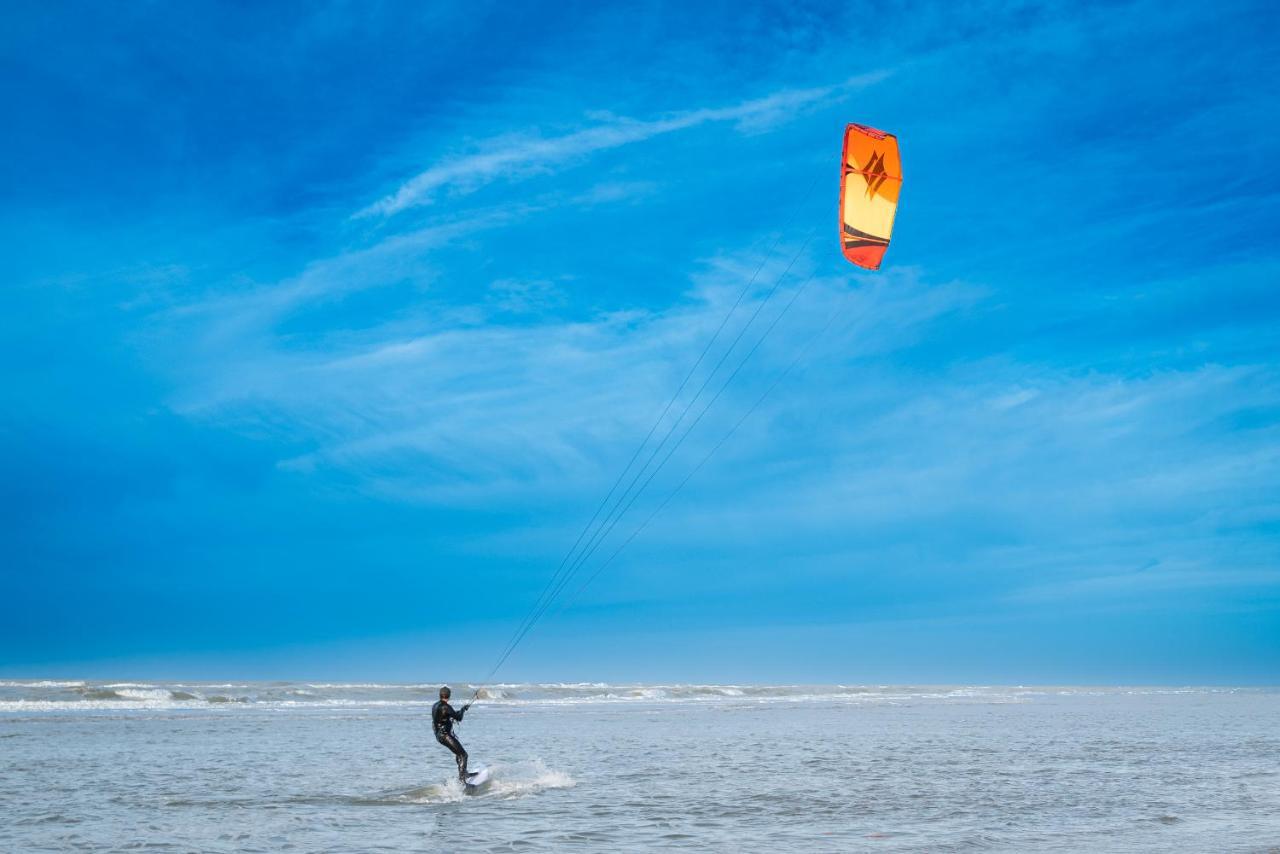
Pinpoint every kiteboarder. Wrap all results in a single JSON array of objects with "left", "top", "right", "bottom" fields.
[{"left": 432, "top": 686, "right": 471, "bottom": 782}]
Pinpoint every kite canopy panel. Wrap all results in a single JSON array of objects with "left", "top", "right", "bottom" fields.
[{"left": 839, "top": 123, "right": 902, "bottom": 270}]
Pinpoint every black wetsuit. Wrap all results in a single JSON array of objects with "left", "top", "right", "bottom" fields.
[{"left": 431, "top": 699, "right": 468, "bottom": 780}]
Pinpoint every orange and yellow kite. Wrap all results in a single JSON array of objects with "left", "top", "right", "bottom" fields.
[{"left": 839, "top": 123, "right": 902, "bottom": 270}]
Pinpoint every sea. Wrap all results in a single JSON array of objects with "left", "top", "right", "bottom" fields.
[{"left": 1, "top": 681, "right": 1277, "bottom": 852}]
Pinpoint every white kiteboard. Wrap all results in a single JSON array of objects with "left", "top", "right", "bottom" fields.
[{"left": 464, "top": 764, "right": 491, "bottom": 790}]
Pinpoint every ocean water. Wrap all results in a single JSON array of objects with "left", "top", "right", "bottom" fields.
[{"left": 1, "top": 682, "right": 1277, "bottom": 852}]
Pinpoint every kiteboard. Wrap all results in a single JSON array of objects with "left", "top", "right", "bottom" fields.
[{"left": 464, "top": 764, "right": 491, "bottom": 791}]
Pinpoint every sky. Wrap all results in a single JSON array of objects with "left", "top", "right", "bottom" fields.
[{"left": 2, "top": 1, "right": 1278, "bottom": 683}]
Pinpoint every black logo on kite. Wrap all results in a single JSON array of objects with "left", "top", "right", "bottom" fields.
[{"left": 862, "top": 151, "right": 888, "bottom": 197}]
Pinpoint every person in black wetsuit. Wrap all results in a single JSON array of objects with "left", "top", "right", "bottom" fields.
[{"left": 431, "top": 686, "right": 471, "bottom": 781}]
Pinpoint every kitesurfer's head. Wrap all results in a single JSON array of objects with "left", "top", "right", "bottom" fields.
[{"left": 439, "top": 686, "right": 451, "bottom": 699}]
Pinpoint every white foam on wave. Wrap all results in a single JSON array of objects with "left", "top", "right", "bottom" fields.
[
  {"left": 488, "top": 689, "right": 882, "bottom": 706},
  {"left": 115, "top": 688, "right": 174, "bottom": 702},
  {"left": 621, "top": 687, "right": 667, "bottom": 700},
  {"left": 273, "top": 699, "right": 433, "bottom": 708},
  {"left": 0, "top": 680, "right": 85, "bottom": 688},
  {"left": 0, "top": 698, "right": 196, "bottom": 712}
]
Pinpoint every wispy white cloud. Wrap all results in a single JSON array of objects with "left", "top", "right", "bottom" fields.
[
  {"left": 166, "top": 253, "right": 970, "bottom": 503},
  {"left": 355, "top": 72, "right": 889, "bottom": 219},
  {"left": 169, "top": 174, "right": 670, "bottom": 344},
  {"left": 154, "top": 205, "right": 1280, "bottom": 606},
  {"left": 171, "top": 208, "right": 511, "bottom": 329},
  {"left": 625, "top": 357, "right": 1280, "bottom": 606}
]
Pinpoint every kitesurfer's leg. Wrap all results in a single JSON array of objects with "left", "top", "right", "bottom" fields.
[
  {"left": 436, "top": 733, "right": 468, "bottom": 780},
  {"left": 450, "top": 735, "right": 469, "bottom": 780}
]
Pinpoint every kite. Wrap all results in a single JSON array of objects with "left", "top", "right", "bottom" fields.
[{"left": 839, "top": 123, "right": 902, "bottom": 270}]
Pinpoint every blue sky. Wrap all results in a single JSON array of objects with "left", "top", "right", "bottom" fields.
[{"left": 3, "top": 1, "right": 1278, "bottom": 683}]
